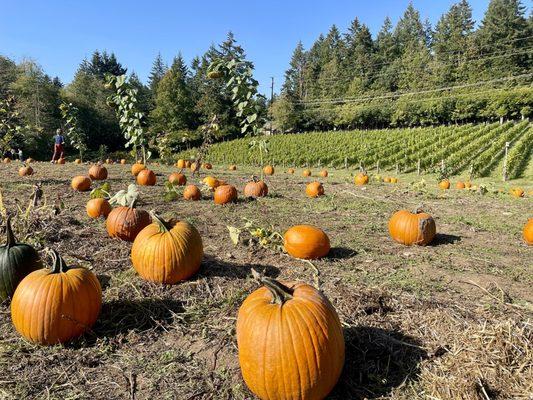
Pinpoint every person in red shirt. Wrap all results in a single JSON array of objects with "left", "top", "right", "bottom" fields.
[{"left": 51, "top": 129, "right": 65, "bottom": 162}]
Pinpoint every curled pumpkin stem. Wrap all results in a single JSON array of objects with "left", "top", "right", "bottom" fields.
[
  {"left": 4, "top": 215, "right": 16, "bottom": 248},
  {"left": 149, "top": 211, "right": 172, "bottom": 233},
  {"left": 46, "top": 248, "right": 70, "bottom": 273},
  {"left": 251, "top": 268, "right": 293, "bottom": 305}
]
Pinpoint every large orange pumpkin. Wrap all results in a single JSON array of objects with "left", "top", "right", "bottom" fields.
[
  {"left": 106, "top": 206, "right": 151, "bottom": 242},
  {"left": 302, "top": 169, "right": 312, "bottom": 177},
  {"left": 18, "top": 166, "right": 33, "bottom": 177},
  {"left": 354, "top": 172, "right": 369, "bottom": 186},
  {"left": 86, "top": 198, "right": 112, "bottom": 219},
  {"left": 168, "top": 172, "right": 187, "bottom": 186},
  {"left": 131, "top": 163, "right": 145, "bottom": 176},
  {"left": 263, "top": 165, "right": 274, "bottom": 176},
  {"left": 71, "top": 176, "right": 91, "bottom": 192},
  {"left": 183, "top": 185, "right": 201, "bottom": 201},
  {"left": 89, "top": 164, "right": 108, "bottom": 181},
  {"left": 137, "top": 169, "right": 156, "bottom": 186},
  {"left": 244, "top": 179, "right": 268, "bottom": 198},
  {"left": 388, "top": 208, "right": 436, "bottom": 246},
  {"left": 284, "top": 225, "right": 330, "bottom": 259},
  {"left": 131, "top": 214, "right": 204, "bottom": 284},
  {"left": 523, "top": 218, "right": 533, "bottom": 245},
  {"left": 11, "top": 249, "right": 101, "bottom": 345},
  {"left": 306, "top": 181, "right": 325, "bottom": 198},
  {"left": 237, "top": 272, "right": 344, "bottom": 400},
  {"left": 214, "top": 185, "right": 237, "bottom": 205},
  {"left": 439, "top": 180, "right": 450, "bottom": 190}
]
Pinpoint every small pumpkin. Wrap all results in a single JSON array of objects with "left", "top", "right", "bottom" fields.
[
  {"left": 183, "top": 185, "right": 201, "bottom": 201},
  {"left": 131, "top": 213, "right": 204, "bottom": 284},
  {"left": 510, "top": 187, "right": 524, "bottom": 198},
  {"left": 237, "top": 270, "right": 344, "bottom": 400},
  {"left": 263, "top": 165, "right": 274, "bottom": 176},
  {"left": 203, "top": 163, "right": 212, "bottom": 170},
  {"left": 287, "top": 168, "right": 295, "bottom": 174},
  {"left": 354, "top": 172, "right": 369, "bottom": 186},
  {"left": 3, "top": 158, "right": 11, "bottom": 164},
  {"left": 464, "top": 181, "right": 472, "bottom": 189},
  {"left": 229, "top": 164, "right": 237, "bottom": 171},
  {"left": 168, "top": 172, "right": 187, "bottom": 186},
  {"left": 306, "top": 181, "right": 325, "bottom": 198},
  {"left": 136, "top": 169, "right": 156, "bottom": 186},
  {"left": 284, "top": 225, "right": 330, "bottom": 259},
  {"left": 0, "top": 217, "right": 41, "bottom": 301},
  {"left": 388, "top": 208, "right": 436, "bottom": 246},
  {"left": 131, "top": 163, "right": 145, "bottom": 176},
  {"left": 319, "top": 169, "right": 328, "bottom": 177},
  {"left": 89, "top": 164, "right": 108, "bottom": 181},
  {"left": 244, "top": 178, "right": 268, "bottom": 199},
  {"left": 18, "top": 166, "right": 33, "bottom": 177},
  {"left": 74, "top": 159, "right": 82, "bottom": 164},
  {"left": 106, "top": 202, "right": 151, "bottom": 242},
  {"left": 120, "top": 159, "right": 126, "bottom": 165},
  {"left": 57, "top": 158, "right": 66, "bottom": 164},
  {"left": 11, "top": 249, "right": 102, "bottom": 345},
  {"left": 71, "top": 176, "right": 92, "bottom": 192},
  {"left": 26, "top": 158, "right": 34, "bottom": 163},
  {"left": 523, "top": 218, "right": 533, "bottom": 245},
  {"left": 302, "top": 169, "right": 312, "bottom": 177},
  {"left": 439, "top": 180, "right": 450, "bottom": 190},
  {"left": 105, "top": 158, "right": 113, "bottom": 164},
  {"left": 383, "top": 177, "right": 391, "bottom": 183},
  {"left": 203, "top": 176, "right": 220, "bottom": 189},
  {"left": 86, "top": 198, "right": 112, "bottom": 219},
  {"left": 176, "top": 159, "right": 186, "bottom": 169},
  {"left": 390, "top": 177, "right": 398, "bottom": 183},
  {"left": 214, "top": 185, "right": 237, "bottom": 205},
  {"left": 456, "top": 181, "right": 465, "bottom": 189}
]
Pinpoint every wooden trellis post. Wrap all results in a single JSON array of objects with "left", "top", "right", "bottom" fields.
[
  {"left": 376, "top": 160, "right": 380, "bottom": 174},
  {"left": 502, "top": 141, "right": 509, "bottom": 182},
  {"left": 344, "top": 157, "right": 348, "bottom": 169},
  {"left": 417, "top": 159, "right": 421, "bottom": 175}
]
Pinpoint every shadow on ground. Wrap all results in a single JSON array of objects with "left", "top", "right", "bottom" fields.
[{"left": 432, "top": 233, "right": 461, "bottom": 246}]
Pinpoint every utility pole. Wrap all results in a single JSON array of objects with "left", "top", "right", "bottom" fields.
[{"left": 269, "top": 77, "right": 274, "bottom": 136}]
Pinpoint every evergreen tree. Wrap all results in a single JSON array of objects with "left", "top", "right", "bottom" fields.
[
  {"left": 0, "top": 56, "right": 18, "bottom": 100},
  {"left": 147, "top": 53, "right": 167, "bottom": 97},
  {"left": 373, "top": 17, "right": 400, "bottom": 92},
  {"left": 282, "top": 41, "right": 307, "bottom": 101},
  {"left": 129, "top": 72, "right": 153, "bottom": 116}
]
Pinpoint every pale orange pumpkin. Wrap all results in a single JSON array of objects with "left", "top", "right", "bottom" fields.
[
  {"left": 302, "top": 169, "right": 311, "bottom": 177},
  {"left": 131, "top": 163, "right": 145, "bottom": 176},
  {"left": 319, "top": 169, "right": 328, "bottom": 177},
  {"left": 88, "top": 164, "right": 108, "bottom": 181},
  {"left": 354, "top": 172, "right": 369, "bottom": 186},
  {"left": 306, "top": 181, "right": 324, "bottom": 198},
  {"left": 136, "top": 169, "right": 156, "bottom": 186},
  {"left": 18, "top": 166, "right": 33, "bottom": 177},
  {"left": 237, "top": 271, "right": 344, "bottom": 400},
  {"left": 3, "top": 158, "right": 11, "bottom": 164},
  {"left": 287, "top": 168, "right": 295, "bottom": 174},
  {"left": 168, "top": 172, "right": 187, "bottom": 186},
  {"left": 263, "top": 165, "right": 274, "bottom": 176},
  {"left": 510, "top": 187, "right": 524, "bottom": 198},
  {"left": 71, "top": 176, "right": 91, "bottom": 192},
  {"left": 439, "top": 180, "right": 450, "bottom": 190},
  {"left": 464, "top": 181, "right": 472, "bottom": 189},
  {"left": 131, "top": 214, "right": 204, "bottom": 284},
  {"left": 244, "top": 179, "right": 268, "bottom": 198},
  {"left": 57, "top": 158, "right": 66, "bottom": 164},
  {"left": 284, "top": 225, "right": 330, "bottom": 259},
  {"left": 120, "top": 159, "right": 127, "bottom": 165},
  {"left": 388, "top": 208, "right": 436, "bottom": 246},
  {"left": 183, "top": 185, "right": 201, "bottom": 201},
  {"left": 202, "top": 176, "right": 219, "bottom": 189},
  {"left": 214, "top": 185, "right": 237, "bottom": 205},
  {"left": 456, "top": 181, "right": 465, "bottom": 189},
  {"left": 74, "top": 159, "right": 82, "bottom": 164},
  {"left": 176, "top": 159, "right": 186, "bottom": 169}
]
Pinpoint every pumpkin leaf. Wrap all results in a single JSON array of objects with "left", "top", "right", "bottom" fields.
[
  {"left": 227, "top": 226, "right": 241, "bottom": 246},
  {"left": 109, "top": 184, "right": 139, "bottom": 207}
]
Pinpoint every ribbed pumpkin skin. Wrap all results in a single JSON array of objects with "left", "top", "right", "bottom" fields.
[
  {"left": 524, "top": 219, "right": 533, "bottom": 245},
  {"left": 183, "top": 185, "right": 201, "bottom": 201},
  {"left": 131, "top": 220, "right": 204, "bottom": 283},
  {"left": 168, "top": 173, "right": 187, "bottom": 186},
  {"left": 388, "top": 210, "right": 436, "bottom": 246},
  {"left": 244, "top": 181, "right": 268, "bottom": 198},
  {"left": 263, "top": 165, "right": 274, "bottom": 176},
  {"left": 214, "top": 185, "right": 237, "bottom": 204},
  {"left": 284, "top": 225, "right": 330, "bottom": 259},
  {"left": 439, "top": 180, "right": 450, "bottom": 190},
  {"left": 106, "top": 207, "right": 151, "bottom": 242},
  {"left": 71, "top": 176, "right": 91, "bottom": 192},
  {"left": 0, "top": 221, "right": 41, "bottom": 301},
  {"left": 131, "top": 163, "right": 145, "bottom": 176},
  {"left": 306, "top": 182, "right": 324, "bottom": 198},
  {"left": 11, "top": 260, "right": 101, "bottom": 345},
  {"left": 137, "top": 169, "right": 156, "bottom": 186},
  {"left": 86, "top": 198, "right": 112, "bottom": 219},
  {"left": 354, "top": 173, "right": 369, "bottom": 185},
  {"left": 237, "top": 282, "right": 345, "bottom": 400},
  {"left": 89, "top": 165, "right": 108, "bottom": 180},
  {"left": 18, "top": 166, "right": 33, "bottom": 176}
]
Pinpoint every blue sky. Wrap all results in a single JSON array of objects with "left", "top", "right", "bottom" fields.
[{"left": 0, "top": 1, "right": 506, "bottom": 95}]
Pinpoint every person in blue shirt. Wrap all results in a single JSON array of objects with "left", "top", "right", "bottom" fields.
[{"left": 51, "top": 129, "right": 65, "bottom": 163}]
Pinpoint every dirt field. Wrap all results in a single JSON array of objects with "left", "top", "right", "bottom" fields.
[{"left": 0, "top": 161, "right": 531, "bottom": 400}]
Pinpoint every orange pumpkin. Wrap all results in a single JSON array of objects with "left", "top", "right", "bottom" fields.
[
  {"left": 88, "top": 164, "right": 108, "bottom": 181},
  {"left": 214, "top": 185, "right": 237, "bottom": 205},
  {"left": 183, "top": 185, "right": 201, "bottom": 201},
  {"left": 523, "top": 218, "right": 533, "bottom": 245},
  {"left": 237, "top": 272, "right": 344, "bottom": 400},
  {"left": 136, "top": 169, "right": 156, "bottom": 186},
  {"left": 203, "top": 163, "right": 212, "bottom": 170},
  {"left": 383, "top": 177, "right": 391, "bottom": 183},
  {"left": 176, "top": 159, "right": 186, "bottom": 169},
  {"left": 510, "top": 187, "right": 524, "bottom": 198},
  {"left": 168, "top": 172, "right": 187, "bottom": 186},
  {"left": 464, "top": 181, "right": 472, "bottom": 189},
  {"left": 263, "top": 165, "right": 274, "bottom": 176},
  {"left": 57, "top": 158, "right": 66, "bottom": 164},
  {"left": 302, "top": 169, "right": 311, "bottom": 177},
  {"left": 284, "top": 225, "right": 330, "bottom": 259},
  {"left": 26, "top": 158, "right": 34, "bottom": 163},
  {"left": 18, "top": 166, "right": 33, "bottom": 177},
  {"left": 439, "top": 180, "right": 450, "bottom": 190},
  {"left": 456, "top": 181, "right": 465, "bottom": 189},
  {"left": 319, "top": 169, "right": 328, "bottom": 177},
  {"left": 131, "top": 163, "right": 145, "bottom": 176},
  {"left": 354, "top": 172, "right": 369, "bottom": 186},
  {"left": 106, "top": 206, "right": 151, "bottom": 242},
  {"left": 203, "top": 176, "right": 220, "bottom": 189},
  {"left": 131, "top": 214, "right": 204, "bottom": 284},
  {"left": 71, "top": 176, "right": 91, "bottom": 192},
  {"left": 244, "top": 179, "right": 268, "bottom": 198},
  {"left": 74, "top": 159, "right": 82, "bottom": 164},
  {"left": 306, "top": 181, "right": 325, "bottom": 198},
  {"left": 388, "top": 208, "right": 436, "bottom": 246},
  {"left": 287, "top": 168, "right": 295, "bottom": 174},
  {"left": 86, "top": 198, "right": 112, "bottom": 219},
  {"left": 229, "top": 164, "right": 237, "bottom": 171},
  {"left": 11, "top": 249, "right": 101, "bottom": 345},
  {"left": 390, "top": 177, "right": 398, "bottom": 183},
  {"left": 3, "top": 158, "right": 11, "bottom": 164},
  {"left": 105, "top": 158, "right": 113, "bottom": 164},
  {"left": 120, "top": 159, "right": 126, "bottom": 165}
]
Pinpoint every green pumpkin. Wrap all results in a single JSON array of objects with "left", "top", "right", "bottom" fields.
[{"left": 0, "top": 217, "right": 41, "bottom": 301}]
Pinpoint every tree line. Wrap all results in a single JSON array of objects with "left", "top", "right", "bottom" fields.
[{"left": 273, "top": 0, "right": 533, "bottom": 131}]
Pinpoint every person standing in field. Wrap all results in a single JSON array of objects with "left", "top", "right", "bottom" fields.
[{"left": 51, "top": 129, "right": 65, "bottom": 162}]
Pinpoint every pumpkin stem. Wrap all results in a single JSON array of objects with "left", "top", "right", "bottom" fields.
[
  {"left": 150, "top": 211, "right": 172, "bottom": 233},
  {"left": 47, "top": 248, "right": 70, "bottom": 273},
  {"left": 251, "top": 268, "right": 293, "bottom": 305},
  {"left": 5, "top": 216, "right": 17, "bottom": 247}
]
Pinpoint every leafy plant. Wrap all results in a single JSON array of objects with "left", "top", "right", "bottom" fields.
[
  {"left": 249, "top": 139, "right": 269, "bottom": 179},
  {"left": 59, "top": 102, "right": 86, "bottom": 160},
  {"left": 109, "top": 184, "right": 140, "bottom": 207},
  {"left": 227, "top": 218, "right": 283, "bottom": 251},
  {"left": 90, "top": 182, "right": 111, "bottom": 199}
]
